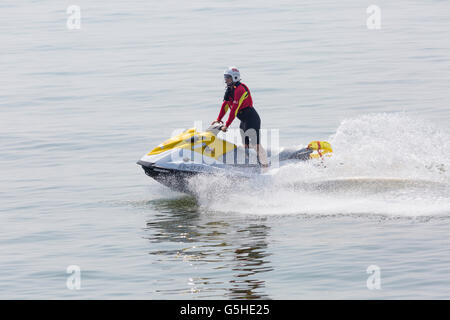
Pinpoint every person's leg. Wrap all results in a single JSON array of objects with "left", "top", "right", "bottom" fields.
[
  {"left": 256, "top": 144, "right": 269, "bottom": 168},
  {"left": 247, "top": 142, "right": 268, "bottom": 166},
  {"left": 240, "top": 120, "right": 251, "bottom": 164},
  {"left": 239, "top": 119, "right": 247, "bottom": 145},
  {"left": 239, "top": 108, "right": 269, "bottom": 168},
  {"left": 248, "top": 108, "right": 269, "bottom": 168}
]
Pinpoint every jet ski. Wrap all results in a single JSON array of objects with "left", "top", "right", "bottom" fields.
[{"left": 137, "top": 123, "right": 333, "bottom": 193}]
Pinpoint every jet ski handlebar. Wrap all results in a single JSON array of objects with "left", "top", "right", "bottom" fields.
[{"left": 207, "top": 122, "right": 225, "bottom": 134}]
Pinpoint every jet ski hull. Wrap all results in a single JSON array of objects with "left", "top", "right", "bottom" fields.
[
  {"left": 137, "top": 160, "right": 199, "bottom": 193},
  {"left": 137, "top": 160, "right": 261, "bottom": 193}
]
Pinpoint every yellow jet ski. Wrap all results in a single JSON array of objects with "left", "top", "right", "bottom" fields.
[{"left": 137, "top": 123, "right": 332, "bottom": 192}]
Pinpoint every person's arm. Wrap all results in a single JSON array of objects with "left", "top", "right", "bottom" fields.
[
  {"left": 217, "top": 87, "right": 234, "bottom": 122},
  {"left": 217, "top": 100, "right": 230, "bottom": 122},
  {"left": 225, "top": 86, "right": 248, "bottom": 127}
]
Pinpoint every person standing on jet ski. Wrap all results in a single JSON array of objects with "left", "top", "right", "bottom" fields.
[{"left": 211, "top": 66, "right": 269, "bottom": 168}]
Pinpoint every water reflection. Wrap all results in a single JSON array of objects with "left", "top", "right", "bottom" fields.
[{"left": 145, "top": 196, "right": 273, "bottom": 299}]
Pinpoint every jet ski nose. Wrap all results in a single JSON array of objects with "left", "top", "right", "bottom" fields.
[{"left": 137, "top": 160, "right": 154, "bottom": 167}]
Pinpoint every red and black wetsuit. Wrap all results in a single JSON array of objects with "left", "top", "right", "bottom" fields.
[{"left": 216, "top": 82, "right": 261, "bottom": 145}]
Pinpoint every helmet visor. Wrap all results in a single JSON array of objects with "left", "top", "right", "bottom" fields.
[{"left": 224, "top": 74, "right": 233, "bottom": 86}]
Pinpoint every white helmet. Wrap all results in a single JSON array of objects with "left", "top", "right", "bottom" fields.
[{"left": 224, "top": 66, "right": 241, "bottom": 83}]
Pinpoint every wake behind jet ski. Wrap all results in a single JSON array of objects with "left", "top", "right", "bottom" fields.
[{"left": 137, "top": 123, "right": 333, "bottom": 193}]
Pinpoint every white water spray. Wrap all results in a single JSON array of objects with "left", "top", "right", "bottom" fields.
[{"left": 189, "top": 113, "right": 450, "bottom": 217}]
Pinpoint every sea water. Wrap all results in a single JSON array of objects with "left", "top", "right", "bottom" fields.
[{"left": 1, "top": 0, "right": 450, "bottom": 299}]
